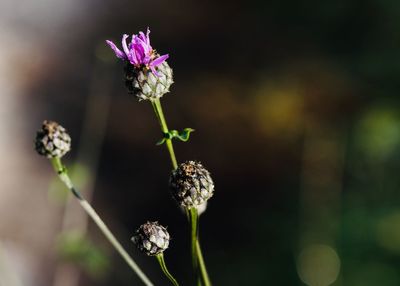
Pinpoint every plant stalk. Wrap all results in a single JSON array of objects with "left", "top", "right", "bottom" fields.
[
  {"left": 150, "top": 98, "right": 211, "bottom": 285},
  {"left": 50, "top": 157, "right": 153, "bottom": 286},
  {"left": 151, "top": 98, "right": 178, "bottom": 170},
  {"left": 196, "top": 240, "right": 211, "bottom": 286},
  {"left": 189, "top": 208, "right": 199, "bottom": 271},
  {"left": 156, "top": 254, "right": 180, "bottom": 286},
  {"left": 190, "top": 208, "right": 211, "bottom": 286}
]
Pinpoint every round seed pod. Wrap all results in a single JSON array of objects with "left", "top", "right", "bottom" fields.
[
  {"left": 124, "top": 60, "right": 173, "bottom": 101},
  {"left": 170, "top": 161, "right": 214, "bottom": 209},
  {"left": 35, "top": 120, "right": 71, "bottom": 158},
  {"left": 131, "top": 221, "right": 170, "bottom": 256}
]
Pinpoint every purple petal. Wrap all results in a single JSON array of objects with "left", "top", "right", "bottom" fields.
[
  {"left": 127, "top": 49, "right": 137, "bottom": 65},
  {"left": 134, "top": 44, "right": 146, "bottom": 62},
  {"left": 121, "top": 34, "right": 130, "bottom": 56},
  {"left": 150, "top": 66, "right": 160, "bottom": 77},
  {"left": 129, "top": 48, "right": 140, "bottom": 65},
  {"left": 143, "top": 55, "right": 151, "bottom": 65},
  {"left": 136, "top": 38, "right": 151, "bottom": 54},
  {"left": 145, "top": 28, "right": 151, "bottom": 45},
  {"left": 139, "top": 31, "right": 146, "bottom": 42},
  {"left": 132, "top": 35, "right": 148, "bottom": 50},
  {"left": 150, "top": 54, "right": 169, "bottom": 67},
  {"left": 106, "top": 40, "right": 127, "bottom": 59}
]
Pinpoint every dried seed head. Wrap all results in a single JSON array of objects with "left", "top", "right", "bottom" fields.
[
  {"left": 170, "top": 161, "right": 214, "bottom": 209},
  {"left": 124, "top": 60, "right": 173, "bottom": 101},
  {"left": 35, "top": 120, "right": 71, "bottom": 158},
  {"left": 131, "top": 221, "right": 170, "bottom": 256}
]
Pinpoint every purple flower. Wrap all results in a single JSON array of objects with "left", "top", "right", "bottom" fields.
[{"left": 106, "top": 28, "right": 169, "bottom": 76}]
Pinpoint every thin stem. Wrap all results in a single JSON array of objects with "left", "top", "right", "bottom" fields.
[
  {"left": 151, "top": 98, "right": 178, "bottom": 169},
  {"left": 149, "top": 98, "right": 212, "bottom": 285},
  {"left": 196, "top": 240, "right": 211, "bottom": 286},
  {"left": 156, "top": 254, "right": 180, "bottom": 286},
  {"left": 190, "top": 208, "right": 212, "bottom": 286},
  {"left": 50, "top": 157, "right": 153, "bottom": 286},
  {"left": 189, "top": 208, "right": 199, "bottom": 272}
]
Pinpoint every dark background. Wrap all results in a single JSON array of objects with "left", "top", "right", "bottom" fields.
[{"left": 1, "top": 0, "right": 400, "bottom": 285}]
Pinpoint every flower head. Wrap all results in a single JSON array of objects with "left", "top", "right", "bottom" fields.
[
  {"left": 35, "top": 120, "right": 71, "bottom": 158},
  {"left": 170, "top": 161, "right": 215, "bottom": 209},
  {"left": 106, "top": 28, "right": 169, "bottom": 76},
  {"left": 132, "top": 221, "right": 170, "bottom": 256}
]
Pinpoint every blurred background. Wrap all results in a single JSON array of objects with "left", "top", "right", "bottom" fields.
[{"left": 1, "top": 0, "right": 400, "bottom": 285}]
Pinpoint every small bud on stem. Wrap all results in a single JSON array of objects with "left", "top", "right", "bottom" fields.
[
  {"left": 35, "top": 120, "right": 71, "bottom": 158},
  {"left": 132, "top": 221, "right": 170, "bottom": 256}
]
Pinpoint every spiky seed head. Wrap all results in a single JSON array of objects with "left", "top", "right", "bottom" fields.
[
  {"left": 170, "top": 161, "right": 214, "bottom": 209},
  {"left": 131, "top": 221, "right": 170, "bottom": 256},
  {"left": 35, "top": 120, "right": 71, "bottom": 158},
  {"left": 124, "top": 60, "right": 173, "bottom": 101}
]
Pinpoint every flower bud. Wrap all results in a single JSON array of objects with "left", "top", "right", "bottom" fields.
[
  {"left": 132, "top": 221, "right": 170, "bottom": 256},
  {"left": 170, "top": 161, "right": 214, "bottom": 209},
  {"left": 35, "top": 120, "right": 71, "bottom": 158}
]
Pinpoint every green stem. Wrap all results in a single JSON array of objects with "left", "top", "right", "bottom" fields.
[
  {"left": 189, "top": 208, "right": 199, "bottom": 272},
  {"left": 196, "top": 240, "right": 211, "bottom": 286},
  {"left": 156, "top": 254, "right": 180, "bottom": 286},
  {"left": 50, "top": 157, "right": 153, "bottom": 286},
  {"left": 151, "top": 98, "right": 178, "bottom": 170},
  {"left": 150, "top": 98, "right": 212, "bottom": 285},
  {"left": 190, "top": 208, "right": 212, "bottom": 286}
]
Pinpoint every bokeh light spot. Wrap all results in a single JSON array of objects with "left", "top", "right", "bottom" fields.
[
  {"left": 297, "top": 244, "right": 340, "bottom": 286},
  {"left": 356, "top": 106, "right": 400, "bottom": 159},
  {"left": 254, "top": 81, "right": 304, "bottom": 138}
]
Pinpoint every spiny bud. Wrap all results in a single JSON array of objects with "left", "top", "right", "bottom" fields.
[
  {"left": 170, "top": 161, "right": 214, "bottom": 209},
  {"left": 131, "top": 221, "right": 170, "bottom": 256},
  {"left": 35, "top": 120, "right": 71, "bottom": 158},
  {"left": 124, "top": 61, "right": 173, "bottom": 101}
]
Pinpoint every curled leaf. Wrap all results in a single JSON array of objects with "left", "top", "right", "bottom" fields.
[
  {"left": 176, "top": 128, "right": 195, "bottom": 142},
  {"left": 156, "top": 128, "right": 195, "bottom": 145}
]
